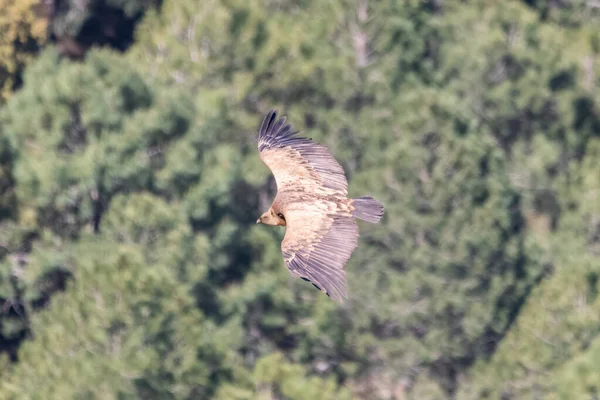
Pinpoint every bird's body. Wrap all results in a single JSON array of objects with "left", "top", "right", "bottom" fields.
[
  {"left": 256, "top": 110, "right": 384, "bottom": 302},
  {"left": 267, "top": 191, "right": 352, "bottom": 224}
]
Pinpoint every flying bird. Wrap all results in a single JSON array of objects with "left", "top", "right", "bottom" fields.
[{"left": 256, "top": 109, "right": 384, "bottom": 302}]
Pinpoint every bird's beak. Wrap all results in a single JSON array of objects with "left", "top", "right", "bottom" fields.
[{"left": 256, "top": 218, "right": 261, "bottom": 224}]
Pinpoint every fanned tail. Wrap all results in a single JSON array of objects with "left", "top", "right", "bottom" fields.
[{"left": 351, "top": 196, "right": 384, "bottom": 223}]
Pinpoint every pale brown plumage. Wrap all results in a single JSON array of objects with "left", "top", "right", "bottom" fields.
[{"left": 256, "top": 109, "right": 384, "bottom": 302}]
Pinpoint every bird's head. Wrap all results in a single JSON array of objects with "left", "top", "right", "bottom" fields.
[{"left": 256, "top": 209, "right": 286, "bottom": 226}]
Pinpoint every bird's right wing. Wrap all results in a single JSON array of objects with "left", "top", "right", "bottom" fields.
[
  {"left": 257, "top": 109, "right": 348, "bottom": 196},
  {"left": 280, "top": 200, "right": 359, "bottom": 303}
]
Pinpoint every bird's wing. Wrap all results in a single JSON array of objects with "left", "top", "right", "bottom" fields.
[
  {"left": 281, "top": 200, "right": 359, "bottom": 302},
  {"left": 258, "top": 109, "right": 348, "bottom": 196}
]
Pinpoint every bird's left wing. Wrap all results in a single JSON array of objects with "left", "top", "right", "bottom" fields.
[
  {"left": 257, "top": 109, "right": 348, "bottom": 196},
  {"left": 280, "top": 200, "right": 359, "bottom": 303}
]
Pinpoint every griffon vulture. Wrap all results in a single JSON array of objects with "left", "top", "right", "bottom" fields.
[{"left": 255, "top": 109, "right": 384, "bottom": 303}]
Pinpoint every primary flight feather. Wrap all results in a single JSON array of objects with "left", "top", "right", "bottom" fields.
[{"left": 256, "top": 109, "right": 384, "bottom": 303}]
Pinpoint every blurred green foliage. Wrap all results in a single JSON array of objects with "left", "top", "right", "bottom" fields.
[
  {"left": 0, "top": 0, "right": 49, "bottom": 102},
  {"left": 0, "top": 0, "right": 599, "bottom": 399}
]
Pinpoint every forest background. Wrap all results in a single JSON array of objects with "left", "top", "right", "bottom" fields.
[{"left": 1, "top": 0, "right": 599, "bottom": 399}]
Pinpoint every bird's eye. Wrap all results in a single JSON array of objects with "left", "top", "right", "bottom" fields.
[{"left": 277, "top": 213, "right": 285, "bottom": 220}]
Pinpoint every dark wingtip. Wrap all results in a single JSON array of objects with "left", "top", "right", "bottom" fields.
[
  {"left": 301, "top": 277, "right": 345, "bottom": 303},
  {"left": 259, "top": 109, "right": 278, "bottom": 136},
  {"left": 258, "top": 109, "right": 301, "bottom": 148}
]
